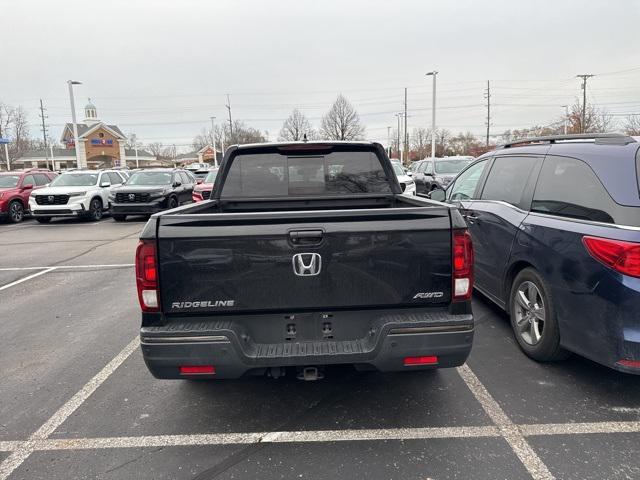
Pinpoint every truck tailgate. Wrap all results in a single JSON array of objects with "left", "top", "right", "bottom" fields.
[{"left": 157, "top": 207, "right": 452, "bottom": 314}]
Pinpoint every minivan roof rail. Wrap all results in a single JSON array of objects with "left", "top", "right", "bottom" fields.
[{"left": 498, "top": 133, "right": 637, "bottom": 149}]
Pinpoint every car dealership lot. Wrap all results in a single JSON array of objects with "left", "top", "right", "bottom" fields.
[{"left": 1, "top": 218, "right": 640, "bottom": 480}]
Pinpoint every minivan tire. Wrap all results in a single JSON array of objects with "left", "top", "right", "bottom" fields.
[{"left": 509, "top": 268, "right": 570, "bottom": 362}]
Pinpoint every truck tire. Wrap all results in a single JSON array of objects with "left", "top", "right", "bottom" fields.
[
  {"left": 8, "top": 200, "right": 24, "bottom": 223},
  {"left": 509, "top": 268, "right": 570, "bottom": 362}
]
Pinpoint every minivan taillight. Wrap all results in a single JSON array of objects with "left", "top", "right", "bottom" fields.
[
  {"left": 135, "top": 239, "right": 160, "bottom": 311},
  {"left": 583, "top": 236, "right": 640, "bottom": 278},
  {"left": 453, "top": 229, "right": 474, "bottom": 301}
]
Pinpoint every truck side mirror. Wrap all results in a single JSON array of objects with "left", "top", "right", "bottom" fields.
[{"left": 428, "top": 188, "right": 446, "bottom": 202}]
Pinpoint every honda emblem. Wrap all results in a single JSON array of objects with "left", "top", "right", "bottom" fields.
[
  {"left": 48, "top": 195, "right": 54, "bottom": 202},
  {"left": 292, "top": 253, "right": 322, "bottom": 276},
  {"left": 129, "top": 193, "right": 135, "bottom": 201}
]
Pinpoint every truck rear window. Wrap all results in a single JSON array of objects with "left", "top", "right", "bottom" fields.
[{"left": 220, "top": 150, "right": 391, "bottom": 197}]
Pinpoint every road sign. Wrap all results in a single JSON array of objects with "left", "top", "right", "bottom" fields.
[{"left": 0, "top": 138, "right": 9, "bottom": 144}]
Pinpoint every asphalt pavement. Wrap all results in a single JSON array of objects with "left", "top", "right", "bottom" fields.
[{"left": 1, "top": 216, "right": 639, "bottom": 480}]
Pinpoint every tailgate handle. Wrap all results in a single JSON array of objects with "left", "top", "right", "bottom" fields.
[{"left": 289, "top": 230, "right": 324, "bottom": 245}]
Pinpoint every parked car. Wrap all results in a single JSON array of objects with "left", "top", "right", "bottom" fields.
[
  {"left": 109, "top": 168, "right": 195, "bottom": 221},
  {"left": 392, "top": 162, "right": 416, "bottom": 195},
  {"left": 414, "top": 156, "right": 475, "bottom": 194},
  {"left": 0, "top": 169, "right": 57, "bottom": 223},
  {"left": 192, "top": 168, "right": 218, "bottom": 202},
  {"left": 136, "top": 141, "right": 474, "bottom": 380},
  {"left": 192, "top": 169, "right": 210, "bottom": 183},
  {"left": 430, "top": 133, "right": 640, "bottom": 374},
  {"left": 28, "top": 169, "right": 125, "bottom": 223}
]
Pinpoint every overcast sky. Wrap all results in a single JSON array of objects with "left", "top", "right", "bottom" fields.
[{"left": 2, "top": 0, "right": 639, "bottom": 150}]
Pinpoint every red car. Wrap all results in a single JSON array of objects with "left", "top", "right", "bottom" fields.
[
  {"left": 192, "top": 168, "right": 218, "bottom": 202},
  {"left": 0, "top": 169, "right": 57, "bottom": 223}
]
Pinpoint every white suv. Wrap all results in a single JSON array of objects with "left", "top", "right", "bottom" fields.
[{"left": 29, "top": 170, "right": 125, "bottom": 223}]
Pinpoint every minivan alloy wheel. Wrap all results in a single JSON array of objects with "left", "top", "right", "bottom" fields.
[{"left": 514, "top": 281, "right": 545, "bottom": 345}]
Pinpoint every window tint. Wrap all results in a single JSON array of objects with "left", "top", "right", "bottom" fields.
[
  {"left": 221, "top": 150, "right": 391, "bottom": 198},
  {"left": 34, "top": 174, "right": 50, "bottom": 186},
  {"left": 448, "top": 160, "right": 488, "bottom": 201},
  {"left": 108, "top": 172, "right": 122, "bottom": 185},
  {"left": 99, "top": 173, "right": 111, "bottom": 185},
  {"left": 481, "top": 156, "right": 539, "bottom": 208},
  {"left": 22, "top": 175, "right": 35, "bottom": 186},
  {"left": 179, "top": 172, "right": 192, "bottom": 184},
  {"left": 531, "top": 155, "right": 640, "bottom": 225}
]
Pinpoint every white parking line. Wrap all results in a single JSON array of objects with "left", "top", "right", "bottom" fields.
[
  {"left": 0, "top": 337, "right": 139, "bottom": 480},
  {"left": 0, "top": 268, "right": 56, "bottom": 292},
  {"left": 457, "top": 364, "right": 555, "bottom": 480},
  {"left": 0, "top": 264, "right": 134, "bottom": 272},
  {"left": 2, "top": 420, "right": 640, "bottom": 455}
]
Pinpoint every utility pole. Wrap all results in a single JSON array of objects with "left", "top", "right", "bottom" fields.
[
  {"left": 484, "top": 81, "right": 491, "bottom": 147},
  {"left": 561, "top": 105, "right": 569, "bottom": 134},
  {"left": 403, "top": 88, "right": 408, "bottom": 164},
  {"left": 225, "top": 94, "right": 233, "bottom": 142},
  {"left": 576, "top": 74, "right": 594, "bottom": 133},
  {"left": 396, "top": 113, "right": 402, "bottom": 161},
  {"left": 210, "top": 116, "right": 218, "bottom": 166},
  {"left": 67, "top": 80, "right": 82, "bottom": 169},
  {"left": 387, "top": 126, "right": 391, "bottom": 157},
  {"left": 426, "top": 71, "right": 438, "bottom": 158},
  {"left": 39, "top": 99, "right": 50, "bottom": 169}
]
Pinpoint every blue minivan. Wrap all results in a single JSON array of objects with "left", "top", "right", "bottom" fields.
[{"left": 430, "top": 134, "right": 640, "bottom": 373}]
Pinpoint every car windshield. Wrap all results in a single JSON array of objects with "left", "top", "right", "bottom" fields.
[
  {"left": 0, "top": 175, "right": 20, "bottom": 188},
  {"left": 392, "top": 164, "right": 405, "bottom": 176},
  {"left": 50, "top": 173, "right": 99, "bottom": 187},
  {"left": 126, "top": 171, "right": 173, "bottom": 185},
  {"left": 435, "top": 159, "right": 473, "bottom": 175},
  {"left": 204, "top": 170, "right": 218, "bottom": 183}
]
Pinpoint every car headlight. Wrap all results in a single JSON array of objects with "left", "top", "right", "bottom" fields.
[
  {"left": 67, "top": 191, "right": 87, "bottom": 197},
  {"left": 29, "top": 191, "right": 37, "bottom": 197},
  {"left": 405, "top": 180, "right": 415, "bottom": 186}
]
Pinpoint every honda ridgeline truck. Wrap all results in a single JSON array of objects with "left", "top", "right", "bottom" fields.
[{"left": 136, "top": 142, "right": 474, "bottom": 380}]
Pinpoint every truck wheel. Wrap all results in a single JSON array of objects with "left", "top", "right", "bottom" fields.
[
  {"left": 509, "top": 268, "right": 569, "bottom": 362},
  {"left": 87, "top": 198, "right": 103, "bottom": 221},
  {"left": 8, "top": 201, "right": 24, "bottom": 223},
  {"left": 167, "top": 196, "right": 178, "bottom": 210},
  {"left": 112, "top": 214, "right": 127, "bottom": 222},
  {"left": 36, "top": 217, "right": 51, "bottom": 224}
]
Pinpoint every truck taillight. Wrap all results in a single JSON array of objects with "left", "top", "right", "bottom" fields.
[
  {"left": 583, "top": 236, "right": 640, "bottom": 278},
  {"left": 452, "top": 229, "right": 474, "bottom": 301},
  {"left": 136, "top": 239, "right": 160, "bottom": 312}
]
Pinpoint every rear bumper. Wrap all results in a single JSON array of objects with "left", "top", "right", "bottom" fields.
[{"left": 140, "top": 308, "right": 474, "bottom": 379}]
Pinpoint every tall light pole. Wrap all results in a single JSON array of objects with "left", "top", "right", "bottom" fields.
[
  {"left": 210, "top": 116, "right": 218, "bottom": 166},
  {"left": 395, "top": 113, "right": 403, "bottom": 162},
  {"left": 387, "top": 126, "right": 391, "bottom": 157},
  {"left": 561, "top": 105, "right": 569, "bottom": 135},
  {"left": 426, "top": 71, "right": 438, "bottom": 158},
  {"left": 67, "top": 80, "right": 82, "bottom": 169}
]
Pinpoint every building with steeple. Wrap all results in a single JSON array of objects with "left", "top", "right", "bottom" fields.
[{"left": 14, "top": 99, "right": 158, "bottom": 170}]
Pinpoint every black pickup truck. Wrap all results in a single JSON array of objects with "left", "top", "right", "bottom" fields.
[{"left": 136, "top": 142, "right": 474, "bottom": 380}]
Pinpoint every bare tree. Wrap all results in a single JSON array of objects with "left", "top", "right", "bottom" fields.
[
  {"left": 278, "top": 109, "right": 315, "bottom": 141},
  {"left": 320, "top": 94, "right": 365, "bottom": 141},
  {"left": 125, "top": 133, "right": 141, "bottom": 149},
  {"left": 147, "top": 142, "right": 165, "bottom": 157},
  {"left": 193, "top": 120, "right": 266, "bottom": 150},
  {"left": 567, "top": 101, "right": 613, "bottom": 133},
  {"left": 449, "top": 132, "right": 481, "bottom": 156},
  {"left": 410, "top": 127, "right": 432, "bottom": 159},
  {"left": 624, "top": 115, "right": 640, "bottom": 135}
]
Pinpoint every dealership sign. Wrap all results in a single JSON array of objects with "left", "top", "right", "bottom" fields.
[{"left": 91, "top": 139, "right": 114, "bottom": 146}]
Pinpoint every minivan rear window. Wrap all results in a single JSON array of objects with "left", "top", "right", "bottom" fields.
[{"left": 221, "top": 150, "right": 391, "bottom": 197}]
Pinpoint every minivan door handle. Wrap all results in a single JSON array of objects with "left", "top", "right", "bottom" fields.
[{"left": 289, "top": 230, "right": 324, "bottom": 245}]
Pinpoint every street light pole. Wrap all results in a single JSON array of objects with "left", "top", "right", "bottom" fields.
[
  {"left": 387, "top": 126, "right": 391, "bottom": 158},
  {"left": 426, "top": 71, "right": 438, "bottom": 159},
  {"left": 210, "top": 116, "right": 218, "bottom": 166},
  {"left": 67, "top": 80, "right": 82, "bottom": 169},
  {"left": 561, "top": 105, "right": 569, "bottom": 135},
  {"left": 3, "top": 143, "right": 9, "bottom": 171}
]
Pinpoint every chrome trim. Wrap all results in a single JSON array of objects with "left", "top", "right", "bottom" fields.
[
  {"left": 527, "top": 211, "right": 640, "bottom": 232},
  {"left": 141, "top": 335, "right": 230, "bottom": 344},
  {"left": 389, "top": 325, "right": 474, "bottom": 335}
]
